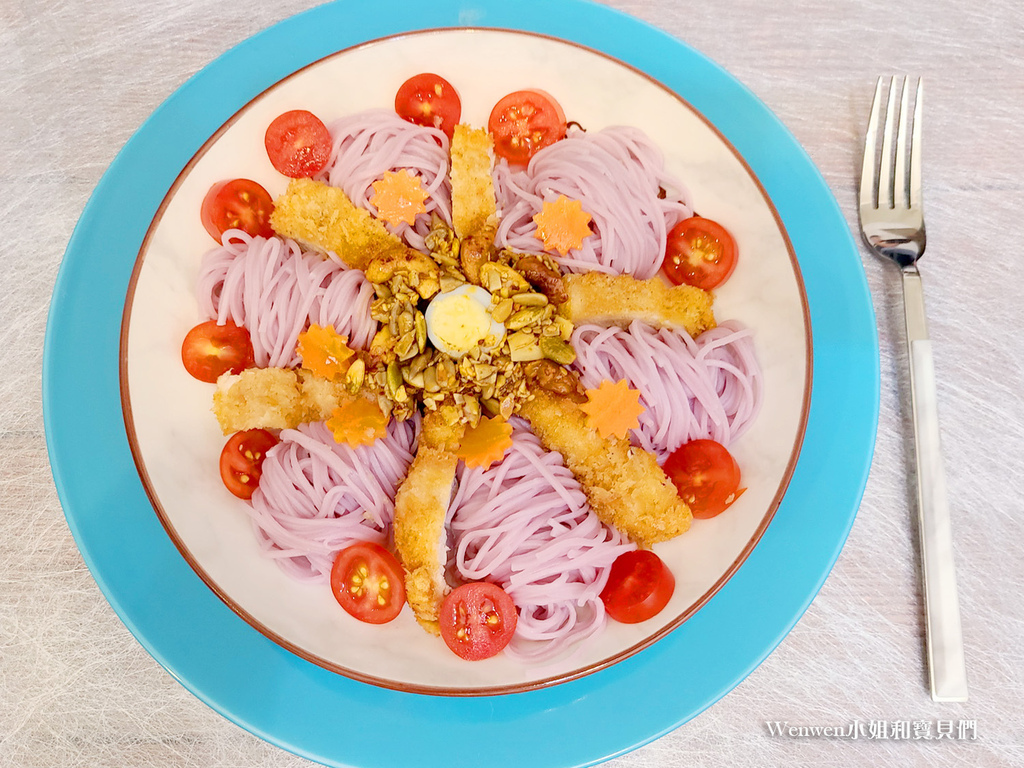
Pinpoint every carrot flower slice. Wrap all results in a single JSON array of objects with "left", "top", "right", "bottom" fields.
[
  {"left": 327, "top": 397, "right": 389, "bottom": 448},
  {"left": 532, "top": 195, "right": 593, "bottom": 256},
  {"left": 370, "top": 169, "right": 429, "bottom": 227},
  {"left": 581, "top": 379, "right": 645, "bottom": 439},
  {"left": 296, "top": 324, "right": 355, "bottom": 381},
  {"left": 457, "top": 416, "right": 514, "bottom": 469}
]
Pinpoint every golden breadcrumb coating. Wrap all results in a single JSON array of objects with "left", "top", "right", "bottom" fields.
[
  {"left": 298, "top": 370, "right": 356, "bottom": 420},
  {"left": 269, "top": 178, "right": 407, "bottom": 270},
  {"left": 450, "top": 124, "right": 498, "bottom": 240},
  {"left": 518, "top": 389, "right": 692, "bottom": 546},
  {"left": 212, "top": 368, "right": 352, "bottom": 434},
  {"left": 391, "top": 407, "right": 465, "bottom": 634},
  {"left": 561, "top": 273, "right": 716, "bottom": 337},
  {"left": 392, "top": 444, "right": 458, "bottom": 635},
  {"left": 419, "top": 402, "right": 467, "bottom": 452}
]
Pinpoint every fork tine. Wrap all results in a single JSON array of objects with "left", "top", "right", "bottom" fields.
[
  {"left": 878, "top": 77, "right": 900, "bottom": 209},
  {"left": 910, "top": 78, "right": 924, "bottom": 210},
  {"left": 859, "top": 77, "right": 886, "bottom": 210},
  {"left": 894, "top": 77, "right": 911, "bottom": 208}
]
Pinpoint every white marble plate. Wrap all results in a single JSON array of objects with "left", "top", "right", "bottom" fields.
[{"left": 122, "top": 28, "right": 809, "bottom": 694}]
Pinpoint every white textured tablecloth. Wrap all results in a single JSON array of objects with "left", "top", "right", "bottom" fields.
[{"left": 2, "top": 0, "right": 1022, "bottom": 765}]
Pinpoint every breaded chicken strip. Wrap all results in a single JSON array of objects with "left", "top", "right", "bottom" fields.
[
  {"left": 392, "top": 446, "right": 457, "bottom": 635},
  {"left": 561, "top": 273, "right": 716, "bottom": 337},
  {"left": 450, "top": 124, "right": 498, "bottom": 240},
  {"left": 270, "top": 178, "right": 407, "bottom": 270},
  {"left": 212, "top": 368, "right": 353, "bottom": 434},
  {"left": 450, "top": 124, "right": 499, "bottom": 285},
  {"left": 518, "top": 389, "right": 692, "bottom": 546},
  {"left": 392, "top": 408, "right": 465, "bottom": 634}
]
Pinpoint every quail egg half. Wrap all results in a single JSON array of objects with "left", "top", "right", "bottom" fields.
[{"left": 424, "top": 284, "right": 505, "bottom": 359}]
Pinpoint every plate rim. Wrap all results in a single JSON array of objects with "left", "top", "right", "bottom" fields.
[{"left": 43, "top": 1, "right": 879, "bottom": 766}]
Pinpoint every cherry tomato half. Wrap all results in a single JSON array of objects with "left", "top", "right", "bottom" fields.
[
  {"left": 200, "top": 178, "right": 275, "bottom": 242},
  {"left": 330, "top": 542, "right": 407, "bottom": 624},
  {"left": 395, "top": 73, "right": 462, "bottom": 140},
  {"left": 219, "top": 428, "right": 278, "bottom": 501},
  {"left": 439, "top": 582, "right": 518, "bottom": 661},
  {"left": 662, "top": 439, "right": 744, "bottom": 519},
  {"left": 599, "top": 549, "right": 675, "bottom": 624},
  {"left": 487, "top": 89, "right": 567, "bottom": 166},
  {"left": 264, "top": 109, "right": 333, "bottom": 178},
  {"left": 180, "top": 319, "right": 255, "bottom": 383},
  {"left": 663, "top": 216, "right": 738, "bottom": 290}
]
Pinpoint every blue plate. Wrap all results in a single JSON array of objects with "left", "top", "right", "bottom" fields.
[{"left": 43, "top": 1, "right": 878, "bottom": 765}]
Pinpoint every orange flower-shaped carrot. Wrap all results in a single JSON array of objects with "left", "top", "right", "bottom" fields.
[
  {"left": 370, "top": 169, "right": 429, "bottom": 227},
  {"left": 457, "top": 415, "right": 514, "bottom": 469},
  {"left": 327, "top": 396, "right": 389, "bottom": 448},
  {"left": 296, "top": 324, "right": 355, "bottom": 381},
  {"left": 532, "top": 194, "right": 593, "bottom": 256},
  {"left": 580, "top": 379, "right": 645, "bottom": 439}
]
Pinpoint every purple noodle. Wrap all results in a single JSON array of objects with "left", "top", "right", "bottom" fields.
[
  {"left": 449, "top": 418, "right": 634, "bottom": 662},
  {"left": 248, "top": 417, "right": 419, "bottom": 583},
  {"left": 572, "top": 319, "right": 763, "bottom": 463},
  {"left": 493, "top": 126, "right": 693, "bottom": 278},
  {"left": 196, "top": 231, "right": 377, "bottom": 368},
  {"left": 316, "top": 108, "right": 452, "bottom": 252}
]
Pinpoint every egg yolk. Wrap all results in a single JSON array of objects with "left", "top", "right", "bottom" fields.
[{"left": 428, "top": 292, "right": 492, "bottom": 356}]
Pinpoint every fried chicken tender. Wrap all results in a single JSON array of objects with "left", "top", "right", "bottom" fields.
[
  {"left": 419, "top": 402, "right": 468, "bottom": 451},
  {"left": 450, "top": 124, "right": 498, "bottom": 240},
  {"left": 212, "top": 367, "right": 353, "bottom": 434},
  {"left": 269, "top": 178, "right": 407, "bottom": 270},
  {"left": 392, "top": 409, "right": 465, "bottom": 634},
  {"left": 518, "top": 389, "right": 692, "bottom": 546},
  {"left": 561, "top": 273, "right": 716, "bottom": 337}
]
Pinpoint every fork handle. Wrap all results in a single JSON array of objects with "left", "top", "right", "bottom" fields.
[{"left": 902, "top": 266, "right": 968, "bottom": 702}]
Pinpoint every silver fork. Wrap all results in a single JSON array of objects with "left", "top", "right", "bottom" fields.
[{"left": 859, "top": 76, "right": 968, "bottom": 702}]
